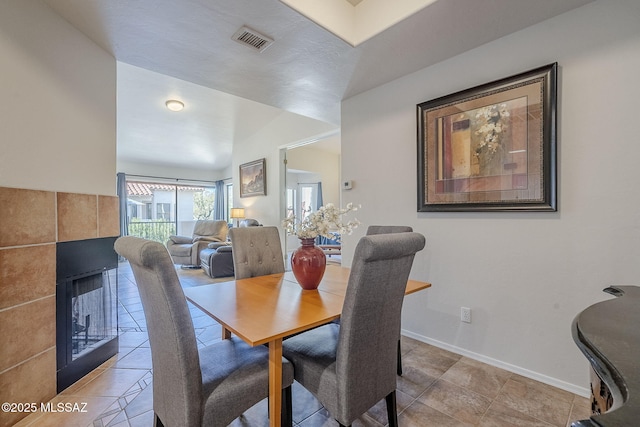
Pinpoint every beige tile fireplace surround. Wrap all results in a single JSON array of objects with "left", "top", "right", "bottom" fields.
[{"left": 0, "top": 186, "right": 119, "bottom": 426}]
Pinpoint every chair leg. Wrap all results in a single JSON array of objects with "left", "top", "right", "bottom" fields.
[
  {"left": 154, "top": 413, "right": 164, "bottom": 427},
  {"left": 281, "top": 386, "right": 293, "bottom": 427},
  {"left": 397, "top": 339, "right": 403, "bottom": 376},
  {"left": 386, "top": 391, "right": 398, "bottom": 427}
]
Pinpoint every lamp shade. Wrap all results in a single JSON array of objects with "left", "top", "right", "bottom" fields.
[{"left": 230, "top": 208, "right": 245, "bottom": 219}]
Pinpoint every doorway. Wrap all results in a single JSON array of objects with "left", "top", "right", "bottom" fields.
[{"left": 281, "top": 133, "right": 341, "bottom": 263}]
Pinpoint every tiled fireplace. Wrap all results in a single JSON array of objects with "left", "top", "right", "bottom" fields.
[{"left": 0, "top": 187, "right": 119, "bottom": 426}]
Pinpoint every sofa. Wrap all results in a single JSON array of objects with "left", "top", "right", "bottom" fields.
[
  {"left": 200, "top": 219, "right": 260, "bottom": 278},
  {"left": 166, "top": 220, "right": 228, "bottom": 267}
]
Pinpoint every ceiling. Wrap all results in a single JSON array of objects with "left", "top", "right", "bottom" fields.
[{"left": 43, "top": 0, "right": 592, "bottom": 173}]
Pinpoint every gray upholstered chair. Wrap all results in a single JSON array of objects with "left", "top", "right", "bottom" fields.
[
  {"left": 282, "top": 232, "right": 425, "bottom": 427},
  {"left": 166, "top": 220, "right": 228, "bottom": 267},
  {"left": 366, "top": 225, "right": 412, "bottom": 236},
  {"left": 229, "top": 226, "right": 285, "bottom": 279},
  {"left": 114, "top": 236, "right": 294, "bottom": 427},
  {"left": 366, "top": 225, "right": 413, "bottom": 375}
]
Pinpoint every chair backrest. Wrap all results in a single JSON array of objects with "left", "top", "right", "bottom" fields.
[
  {"left": 193, "top": 219, "right": 228, "bottom": 241},
  {"left": 366, "top": 225, "right": 412, "bottom": 235},
  {"left": 114, "top": 236, "right": 203, "bottom": 427},
  {"left": 336, "top": 232, "right": 425, "bottom": 422},
  {"left": 229, "top": 226, "right": 285, "bottom": 279}
]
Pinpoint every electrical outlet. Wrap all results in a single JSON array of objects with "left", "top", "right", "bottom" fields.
[{"left": 461, "top": 307, "right": 471, "bottom": 323}]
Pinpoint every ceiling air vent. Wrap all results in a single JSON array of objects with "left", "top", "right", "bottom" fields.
[{"left": 232, "top": 26, "right": 274, "bottom": 52}]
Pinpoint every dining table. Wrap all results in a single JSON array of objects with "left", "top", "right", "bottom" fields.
[{"left": 183, "top": 264, "right": 431, "bottom": 427}]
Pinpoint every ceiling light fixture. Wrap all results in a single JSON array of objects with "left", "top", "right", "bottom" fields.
[{"left": 165, "top": 100, "right": 184, "bottom": 112}]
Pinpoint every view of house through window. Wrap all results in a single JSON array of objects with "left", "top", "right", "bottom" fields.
[{"left": 125, "top": 180, "right": 217, "bottom": 243}]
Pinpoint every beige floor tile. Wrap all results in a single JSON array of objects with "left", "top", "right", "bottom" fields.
[
  {"left": 14, "top": 396, "right": 117, "bottom": 427},
  {"left": 510, "top": 374, "right": 575, "bottom": 404},
  {"left": 128, "top": 409, "right": 155, "bottom": 427},
  {"left": 362, "top": 393, "right": 407, "bottom": 426},
  {"left": 404, "top": 342, "right": 462, "bottom": 373},
  {"left": 398, "top": 400, "right": 473, "bottom": 427},
  {"left": 417, "top": 379, "right": 492, "bottom": 424},
  {"left": 396, "top": 363, "right": 441, "bottom": 398},
  {"left": 494, "top": 377, "right": 572, "bottom": 426},
  {"left": 60, "top": 365, "right": 110, "bottom": 396},
  {"left": 400, "top": 335, "right": 424, "bottom": 354},
  {"left": 440, "top": 357, "right": 512, "bottom": 399},
  {"left": 480, "top": 402, "right": 556, "bottom": 427},
  {"left": 70, "top": 368, "right": 148, "bottom": 397},
  {"left": 397, "top": 342, "right": 462, "bottom": 398},
  {"left": 117, "top": 331, "right": 150, "bottom": 348},
  {"left": 114, "top": 346, "right": 153, "bottom": 369},
  {"left": 567, "top": 395, "right": 592, "bottom": 426}
]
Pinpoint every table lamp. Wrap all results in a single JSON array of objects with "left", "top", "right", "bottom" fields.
[{"left": 230, "top": 208, "right": 245, "bottom": 227}]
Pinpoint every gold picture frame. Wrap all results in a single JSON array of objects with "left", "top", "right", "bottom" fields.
[{"left": 417, "top": 63, "right": 557, "bottom": 211}]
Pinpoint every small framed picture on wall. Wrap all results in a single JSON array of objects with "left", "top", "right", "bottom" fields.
[{"left": 239, "top": 158, "right": 266, "bottom": 197}]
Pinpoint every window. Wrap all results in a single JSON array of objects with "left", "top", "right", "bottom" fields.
[
  {"left": 124, "top": 178, "right": 217, "bottom": 243},
  {"left": 156, "top": 203, "right": 171, "bottom": 221},
  {"left": 192, "top": 188, "right": 216, "bottom": 220}
]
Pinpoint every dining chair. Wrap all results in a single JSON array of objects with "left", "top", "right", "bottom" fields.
[
  {"left": 229, "top": 226, "right": 285, "bottom": 279},
  {"left": 114, "top": 236, "right": 294, "bottom": 427},
  {"left": 282, "top": 232, "right": 426, "bottom": 427},
  {"left": 366, "top": 225, "right": 413, "bottom": 376}
]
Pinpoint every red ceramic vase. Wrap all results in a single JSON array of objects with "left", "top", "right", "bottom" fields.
[{"left": 291, "top": 238, "right": 327, "bottom": 290}]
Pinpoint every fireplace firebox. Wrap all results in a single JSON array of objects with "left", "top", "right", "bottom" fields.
[{"left": 56, "top": 237, "right": 118, "bottom": 392}]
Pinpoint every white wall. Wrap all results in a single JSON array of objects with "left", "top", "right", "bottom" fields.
[
  {"left": 232, "top": 112, "right": 337, "bottom": 229},
  {"left": 340, "top": 0, "right": 640, "bottom": 395},
  {"left": 0, "top": 0, "right": 116, "bottom": 195},
  {"left": 286, "top": 144, "right": 341, "bottom": 208}
]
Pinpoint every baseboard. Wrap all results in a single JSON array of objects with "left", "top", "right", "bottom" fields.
[{"left": 401, "top": 329, "right": 590, "bottom": 398}]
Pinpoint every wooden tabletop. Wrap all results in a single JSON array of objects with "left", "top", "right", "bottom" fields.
[
  {"left": 184, "top": 265, "right": 431, "bottom": 346},
  {"left": 184, "top": 273, "right": 345, "bottom": 345}
]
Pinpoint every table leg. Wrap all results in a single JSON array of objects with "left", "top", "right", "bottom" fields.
[
  {"left": 221, "top": 327, "right": 231, "bottom": 340},
  {"left": 268, "top": 339, "right": 283, "bottom": 427}
]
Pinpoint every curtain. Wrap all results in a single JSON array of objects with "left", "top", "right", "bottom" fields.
[
  {"left": 214, "top": 180, "right": 225, "bottom": 220},
  {"left": 116, "top": 172, "right": 128, "bottom": 237},
  {"left": 316, "top": 181, "right": 323, "bottom": 208}
]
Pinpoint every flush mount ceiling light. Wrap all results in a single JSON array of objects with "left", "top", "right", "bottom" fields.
[{"left": 165, "top": 100, "right": 184, "bottom": 112}]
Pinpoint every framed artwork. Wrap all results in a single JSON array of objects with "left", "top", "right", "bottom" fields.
[
  {"left": 417, "top": 63, "right": 557, "bottom": 211},
  {"left": 239, "top": 158, "right": 266, "bottom": 197}
]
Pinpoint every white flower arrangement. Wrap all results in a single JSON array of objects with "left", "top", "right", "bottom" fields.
[
  {"left": 282, "top": 202, "right": 360, "bottom": 241},
  {"left": 474, "top": 103, "right": 510, "bottom": 164}
]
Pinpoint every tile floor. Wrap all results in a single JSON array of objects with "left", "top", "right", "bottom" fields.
[{"left": 15, "top": 261, "right": 591, "bottom": 427}]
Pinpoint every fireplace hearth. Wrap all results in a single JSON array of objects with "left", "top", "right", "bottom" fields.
[{"left": 56, "top": 237, "right": 118, "bottom": 392}]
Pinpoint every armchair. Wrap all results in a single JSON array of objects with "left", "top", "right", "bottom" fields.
[
  {"left": 166, "top": 220, "right": 228, "bottom": 267},
  {"left": 199, "top": 219, "right": 261, "bottom": 278}
]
